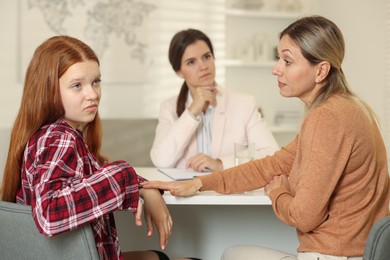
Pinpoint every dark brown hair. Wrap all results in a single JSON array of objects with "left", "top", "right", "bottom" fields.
[{"left": 168, "top": 29, "right": 214, "bottom": 117}]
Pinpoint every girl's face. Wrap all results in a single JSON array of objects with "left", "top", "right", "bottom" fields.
[
  {"left": 177, "top": 40, "right": 216, "bottom": 90},
  {"left": 59, "top": 60, "right": 101, "bottom": 129},
  {"left": 272, "top": 35, "right": 323, "bottom": 106}
]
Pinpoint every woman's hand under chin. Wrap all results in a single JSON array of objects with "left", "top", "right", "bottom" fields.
[{"left": 188, "top": 85, "right": 219, "bottom": 116}]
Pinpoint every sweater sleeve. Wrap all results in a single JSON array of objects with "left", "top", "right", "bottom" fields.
[
  {"left": 269, "top": 108, "right": 351, "bottom": 232},
  {"left": 199, "top": 137, "right": 297, "bottom": 193}
]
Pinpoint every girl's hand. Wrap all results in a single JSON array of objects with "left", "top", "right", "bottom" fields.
[
  {"left": 139, "top": 188, "right": 172, "bottom": 250},
  {"left": 133, "top": 197, "right": 144, "bottom": 227}
]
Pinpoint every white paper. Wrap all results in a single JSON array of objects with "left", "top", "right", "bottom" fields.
[{"left": 158, "top": 168, "right": 211, "bottom": 181}]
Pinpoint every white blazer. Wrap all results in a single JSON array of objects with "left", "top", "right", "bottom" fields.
[{"left": 150, "top": 87, "right": 279, "bottom": 169}]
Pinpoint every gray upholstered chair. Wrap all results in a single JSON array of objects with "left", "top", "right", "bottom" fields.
[
  {"left": 0, "top": 200, "right": 99, "bottom": 260},
  {"left": 363, "top": 216, "right": 390, "bottom": 260}
]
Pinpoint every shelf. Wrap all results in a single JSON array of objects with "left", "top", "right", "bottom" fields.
[
  {"left": 225, "top": 2, "right": 304, "bottom": 140},
  {"left": 225, "top": 8, "right": 303, "bottom": 19},
  {"left": 224, "top": 59, "right": 276, "bottom": 68}
]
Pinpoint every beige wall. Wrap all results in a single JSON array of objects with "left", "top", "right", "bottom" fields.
[
  {"left": 0, "top": 2, "right": 21, "bottom": 128},
  {"left": 0, "top": 1, "right": 387, "bottom": 129},
  {"left": 0, "top": 2, "right": 387, "bottom": 257},
  {"left": 312, "top": 1, "right": 386, "bottom": 124}
]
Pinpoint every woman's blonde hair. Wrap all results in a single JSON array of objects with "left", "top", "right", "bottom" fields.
[
  {"left": 281, "top": 16, "right": 377, "bottom": 120},
  {"left": 1, "top": 36, "right": 106, "bottom": 202}
]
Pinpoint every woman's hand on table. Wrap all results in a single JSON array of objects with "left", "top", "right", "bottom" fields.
[
  {"left": 186, "top": 153, "right": 222, "bottom": 172},
  {"left": 141, "top": 178, "right": 203, "bottom": 197},
  {"left": 264, "top": 174, "right": 290, "bottom": 196}
]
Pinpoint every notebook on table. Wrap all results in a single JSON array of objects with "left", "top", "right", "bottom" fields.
[{"left": 158, "top": 168, "right": 212, "bottom": 181}]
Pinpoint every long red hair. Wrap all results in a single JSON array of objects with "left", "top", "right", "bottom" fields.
[{"left": 1, "top": 36, "right": 107, "bottom": 202}]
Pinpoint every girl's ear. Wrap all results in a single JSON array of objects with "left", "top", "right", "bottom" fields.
[{"left": 315, "top": 61, "right": 331, "bottom": 83}]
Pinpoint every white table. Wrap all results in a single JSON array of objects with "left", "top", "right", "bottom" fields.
[
  {"left": 115, "top": 167, "right": 298, "bottom": 259},
  {"left": 137, "top": 167, "right": 272, "bottom": 205}
]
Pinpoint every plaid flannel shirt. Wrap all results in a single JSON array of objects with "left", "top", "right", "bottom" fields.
[{"left": 16, "top": 119, "right": 143, "bottom": 259}]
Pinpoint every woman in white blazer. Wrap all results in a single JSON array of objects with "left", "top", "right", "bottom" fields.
[{"left": 150, "top": 29, "right": 279, "bottom": 171}]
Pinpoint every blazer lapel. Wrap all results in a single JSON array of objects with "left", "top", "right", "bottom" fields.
[{"left": 211, "top": 88, "right": 227, "bottom": 156}]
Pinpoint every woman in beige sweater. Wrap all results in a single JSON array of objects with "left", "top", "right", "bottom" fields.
[{"left": 142, "top": 16, "right": 390, "bottom": 260}]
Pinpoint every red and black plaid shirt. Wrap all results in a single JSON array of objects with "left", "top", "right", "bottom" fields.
[{"left": 16, "top": 119, "right": 143, "bottom": 259}]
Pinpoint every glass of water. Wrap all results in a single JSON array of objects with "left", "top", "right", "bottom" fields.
[{"left": 234, "top": 142, "right": 255, "bottom": 166}]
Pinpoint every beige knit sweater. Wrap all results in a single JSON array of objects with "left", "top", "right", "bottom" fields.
[{"left": 199, "top": 95, "right": 390, "bottom": 256}]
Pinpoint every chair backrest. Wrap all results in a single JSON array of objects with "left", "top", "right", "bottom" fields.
[
  {"left": 101, "top": 118, "right": 158, "bottom": 167},
  {"left": 0, "top": 201, "right": 99, "bottom": 260},
  {"left": 363, "top": 216, "right": 390, "bottom": 260}
]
